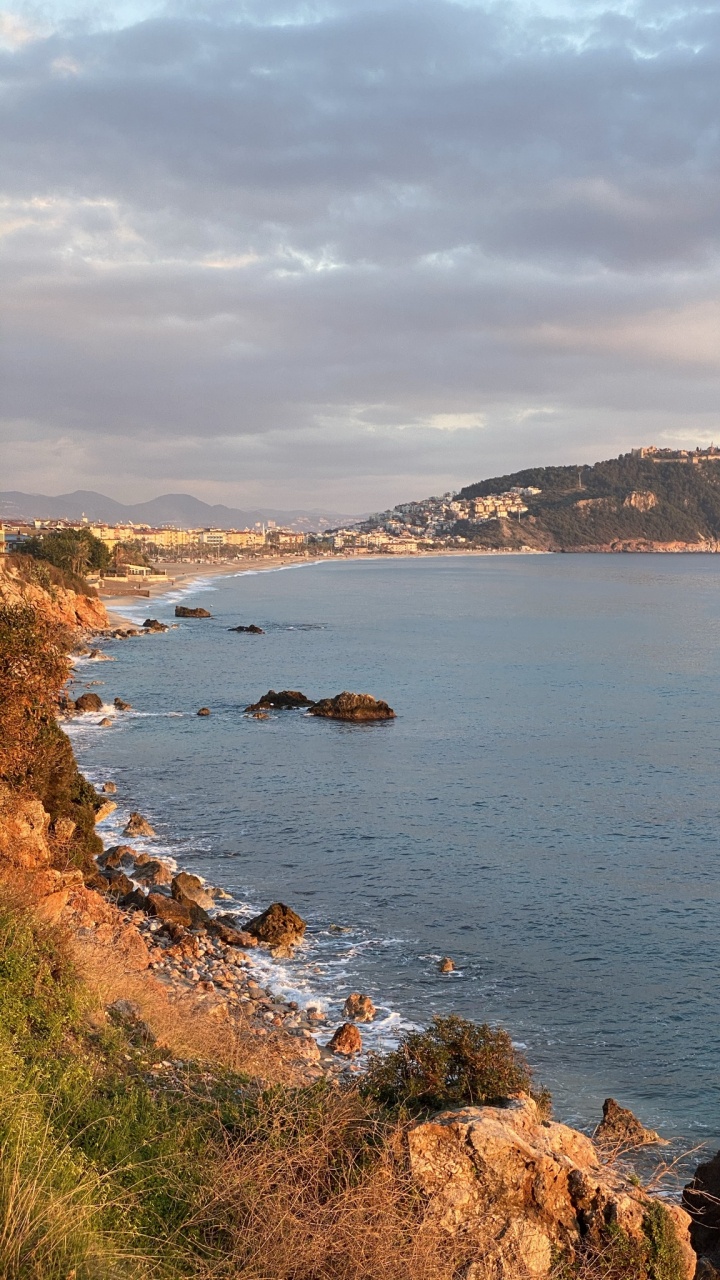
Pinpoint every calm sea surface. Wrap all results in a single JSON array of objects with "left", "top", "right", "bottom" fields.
[{"left": 67, "top": 554, "right": 720, "bottom": 1144}]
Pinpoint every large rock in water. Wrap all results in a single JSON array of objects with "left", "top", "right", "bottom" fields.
[
  {"left": 175, "top": 606, "right": 212, "bottom": 618},
  {"left": 327, "top": 1023, "right": 363, "bottom": 1055},
  {"left": 407, "top": 1095, "right": 695, "bottom": 1280},
  {"left": 230, "top": 624, "right": 264, "bottom": 634},
  {"left": 74, "top": 692, "right": 103, "bottom": 713},
  {"left": 343, "top": 992, "right": 376, "bottom": 1022},
  {"left": 244, "top": 689, "right": 313, "bottom": 711},
  {"left": 244, "top": 901, "right": 306, "bottom": 947},
  {"left": 123, "top": 812, "right": 156, "bottom": 838},
  {"left": 594, "top": 1097, "right": 661, "bottom": 1151},
  {"left": 142, "top": 618, "right": 168, "bottom": 632},
  {"left": 308, "top": 692, "right": 395, "bottom": 721}
]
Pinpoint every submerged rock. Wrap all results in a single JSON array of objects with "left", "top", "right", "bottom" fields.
[
  {"left": 594, "top": 1097, "right": 662, "bottom": 1151},
  {"left": 229, "top": 624, "right": 264, "bottom": 633},
  {"left": 327, "top": 1023, "right": 362, "bottom": 1055},
  {"left": 74, "top": 692, "right": 103, "bottom": 713},
  {"left": 99, "top": 717, "right": 113, "bottom": 727},
  {"left": 197, "top": 707, "right": 211, "bottom": 716},
  {"left": 343, "top": 992, "right": 376, "bottom": 1022},
  {"left": 308, "top": 692, "right": 395, "bottom": 721},
  {"left": 244, "top": 901, "right": 307, "bottom": 947},
  {"left": 175, "top": 606, "right": 212, "bottom": 618},
  {"left": 244, "top": 689, "right": 314, "bottom": 711},
  {"left": 123, "top": 812, "right": 156, "bottom": 838}
]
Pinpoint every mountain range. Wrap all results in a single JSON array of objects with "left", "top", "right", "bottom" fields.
[{"left": 0, "top": 490, "right": 360, "bottom": 533}]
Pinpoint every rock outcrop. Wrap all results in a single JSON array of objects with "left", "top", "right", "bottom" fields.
[
  {"left": 230, "top": 624, "right": 264, "bottom": 633},
  {"left": 438, "top": 956, "right": 455, "bottom": 973},
  {"left": 74, "top": 692, "right": 104, "bottom": 713},
  {"left": 244, "top": 902, "right": 307, "bottom": 948},
  {"left": 308, "top": 692, "right": 395, "bottom": 721},
  {"left": 407, "top": 1095, "right": 694, "bottom": 1279},
  {"left": 113, "top": 698, "right": 132, "bottom": 711},
  {"left": 171, "top": 871, "right": 215, "bottom": 911},
  {"left": 123, "top": 812, "right": 156, "bottom": 838},
  {"left": 343, "top": 992, "right": 376, "bottom": 1022},
  {"left": 594, "top": 1097, "right": 661, "bottom": 1151},
  {"left": 197, "top": 707, "right": 211, "bottom": 716},
  {"left": 326, "top": 1022, "right": 362, "bottom": 1055},
  {"left": 142, "top": 619, "right": 168, "bottom": 632},
  {"left": 175, "top": 606, "right": 212, "bottom": 618},
  {"left": 244, "top": 689, "right": 314, "bottom": 711},
  {"left": 684, "top": 1150, "right": 720, "bottom": 1271},
  {"left": 0, "top": 558, "right": 108, "bottom": 632}
]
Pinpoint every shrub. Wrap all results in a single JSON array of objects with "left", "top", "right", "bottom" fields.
[
  {"left": 361, "top": 1014, "right": 544, "bottom": 1115},
  {"left": 0, "top": 603, "right": 69, "bottom": 789}
]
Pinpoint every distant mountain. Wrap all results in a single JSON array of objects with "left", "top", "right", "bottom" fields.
[{"left": 0, "top": 490, "right": 360, "bottom": 533}]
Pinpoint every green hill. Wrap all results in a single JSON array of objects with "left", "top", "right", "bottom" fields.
[{"left": 454, "top": 450, "right": 720, "bottom": 550}]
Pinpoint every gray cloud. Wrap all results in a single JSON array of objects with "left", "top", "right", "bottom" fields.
[{"left": 2, "top": 0, "right": 720, "bottom": 508}]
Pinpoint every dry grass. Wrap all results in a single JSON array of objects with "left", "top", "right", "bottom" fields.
[{"left": 185, "top": 1087, "right": 470, "bottom": 1280}]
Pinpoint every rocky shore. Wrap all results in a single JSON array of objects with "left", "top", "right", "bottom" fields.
[{"left": 2, "top": 552, "right": 716, "bottom": 1279}]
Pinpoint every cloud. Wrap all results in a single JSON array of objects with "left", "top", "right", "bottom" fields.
[{"left": 2, "top": 0, "right": 720, "bottom": 508}]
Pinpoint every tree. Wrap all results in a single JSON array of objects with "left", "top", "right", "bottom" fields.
[{"left": 23, "top": 529, "right": 111, "bottom": 577}]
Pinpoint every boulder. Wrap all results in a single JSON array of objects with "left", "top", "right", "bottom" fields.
[
  {"left": 142, "top": 619, "right": 168, "bottom": 632},
  {"left": 99, "top": 717, "right": 113, "bottom": 726},
  {"left": 197, "top": 707, "right": 211, "bottom": 716},
  {"left": 105, "top": 869, "right": 136, "bottom": 897},
  {"left": 123, "top": 812, "right": 156, "bottom": 838},
  {"left": 102, "top": 781, "right": 117, "bottom": 794},
  {"left": 94, "top": 800, "right": 117, "bottom": 824},
  {"left": 408, "top": 1095, "right": 695, "bottom": 1280},
  {"left": 131, "top": 858, "right": 173, "bottom": 887},
  {"left": 343, "top": 992, "right": 376, "bottom": 1022},
  {"left": 244, "top": 689, "right": 314, "bottom": 712},
  {"left": 230, "top": 624, "right": 264, "bottom": 633},
  {"left": 97, "top": 845, "right": 135, "bottom": 870},
  {"left": 438, "top": 956, "right": 455, "bottom": 973},
  {"left": 244, "top": 901, "right": 307, "bottom": 947},
  {"left": 308, "top": 692, "right": 395, "bottom": 721},
  {"left": 211, "top": 920, "right": 258, "bottom": 947},
  {"left": 74, "top": 692, "right": 103, "bottom": 713},
  {"left": 327, "top": 1023, "right": 363, "bottom": 1055},
  {"left": 684, "top": 1150, "right": 720, "bottom": 1265},
  {"left": 145, "top": 893, "right": 193, "bottom": 929},
  {"left": 171, "top": 871, "right": 215, "bottom": 911},
  {"left": 175, "top": 606, "right": 212, "bottom": 618},
  {"left": 113, "top": 697, "right": 132, "bottom": 711},
  {"left": 53, "top": 816, "right": 76, "bottom": 843},
  {"left": 594, "top": 1098, "right": 661, "bottom": 1151}
]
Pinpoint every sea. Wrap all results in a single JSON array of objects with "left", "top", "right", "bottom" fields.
[{"left": 66, "top": 553, "right": 720, "bottom": 1150}]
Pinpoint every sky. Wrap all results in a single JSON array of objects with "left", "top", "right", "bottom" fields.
[{"left": 2, "top": 0, "right": 719, "bottom": 511}]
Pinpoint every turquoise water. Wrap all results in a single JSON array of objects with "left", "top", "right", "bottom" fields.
[{"left": 67, "top": 554, "right": 720, "bottom": 1144}]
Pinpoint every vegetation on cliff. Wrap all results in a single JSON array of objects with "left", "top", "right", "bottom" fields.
[{"left": 455, "top": 451, "right": 720, "bottom": 549}]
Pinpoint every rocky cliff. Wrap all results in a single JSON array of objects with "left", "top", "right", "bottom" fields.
[{"left": 0, "top": 555, "right": 108, "bottom": 632}]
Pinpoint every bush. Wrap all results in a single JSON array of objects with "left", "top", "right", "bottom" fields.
[{"left": 362, "top": 1014, "right": 545, "bottom": 1115}]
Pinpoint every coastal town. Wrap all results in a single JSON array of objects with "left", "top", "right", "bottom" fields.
[{"left": 0, "top": 483, "right": 543, "bottom": 563}]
